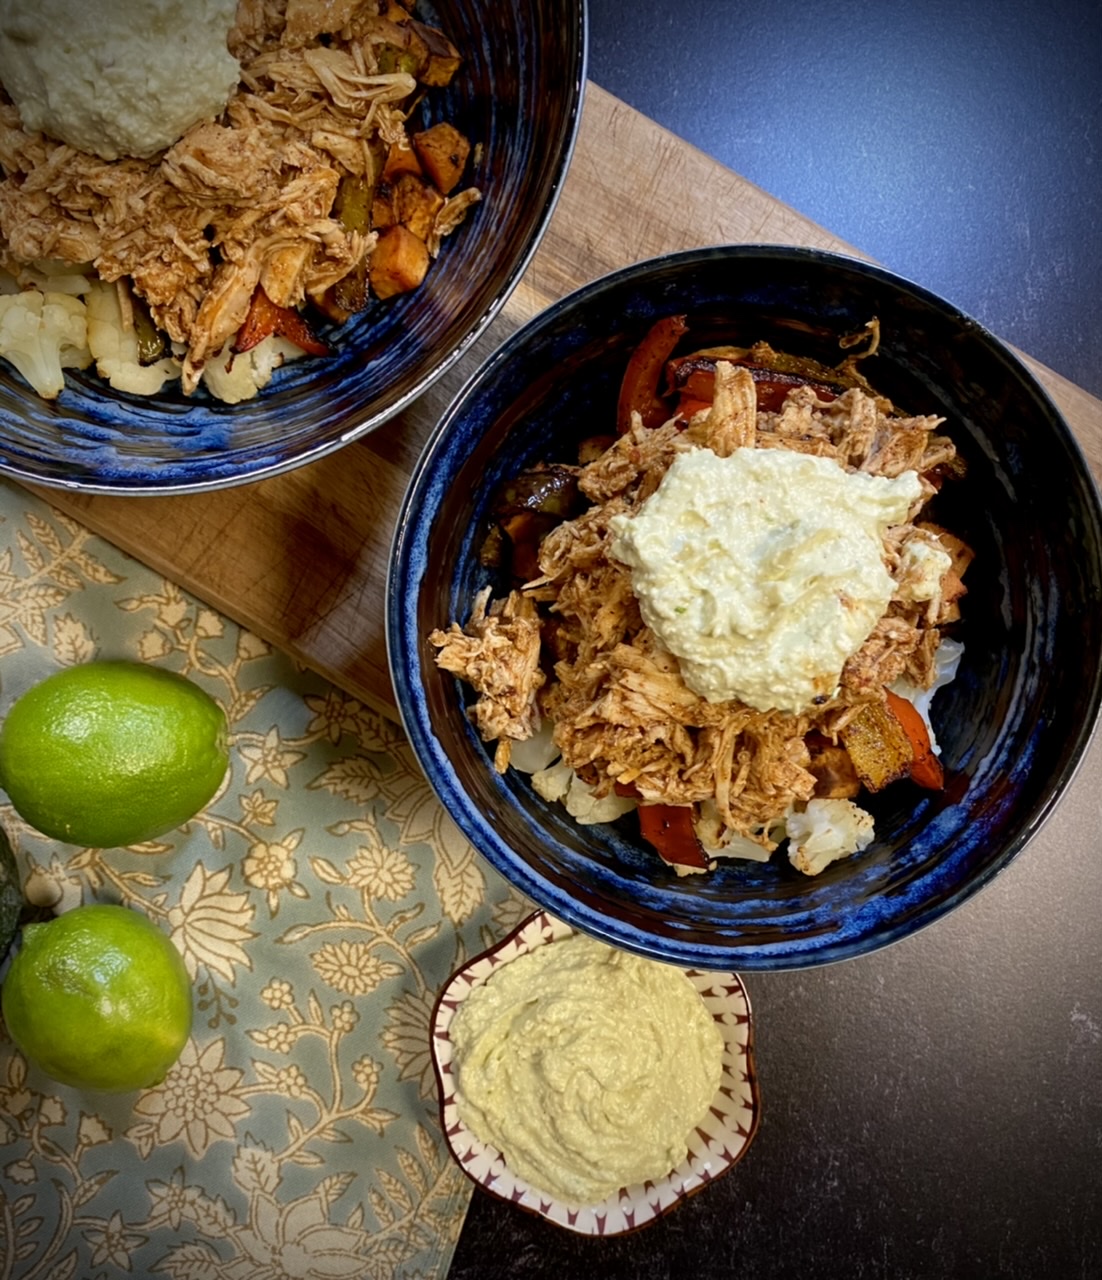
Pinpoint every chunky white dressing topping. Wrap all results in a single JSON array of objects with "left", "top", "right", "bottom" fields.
[{"left": 609, "top": 446, "right": 924, "bottom": 713}]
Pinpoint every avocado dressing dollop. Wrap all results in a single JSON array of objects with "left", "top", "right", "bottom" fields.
[
  {"left": 450, "top": 932, "right": 723, "bottom": 1206},
  {"left": 610, "top": 445, "right": 928, "bottom": 713}
]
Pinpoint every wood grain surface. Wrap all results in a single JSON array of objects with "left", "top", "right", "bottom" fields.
[{"left": 22, "top": 85, "right": 1102, "bottom": 718}]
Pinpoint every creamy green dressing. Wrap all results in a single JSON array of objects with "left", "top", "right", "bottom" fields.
[{"left": 451, "top": 932, "right": 723, "bottom": 1206}]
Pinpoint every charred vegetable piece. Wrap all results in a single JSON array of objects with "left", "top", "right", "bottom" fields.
[
  {"left": 408, "top": 19, "right": 463, "bottom": 86},
  {"left": 500, "top": 511, "right": 559, "bottom": 582},
  {"left": 369, "top": 225, "right": 430, "bottom": 299},
  {"left": 616, "top": 314, "right": 688, "bottom": 434},
  {"left": 235, "top": 286, "right": 330, "bottom": 357},
  {"left": 748, "top": 367, "right": 840, "bottom": 411},
  {"left": 322, "top": 173, "right": 379, "bottom": 320},
  {"left": 131, "top": 294, "right": 166, "bottom": 365},
  {"left": 884, "top": 690, "right": 944, "bottom": 789},
  {"left": 412, "top": 122, "right": 471, "bottom": 195},
  {"left": 334, "top": 180, "right": 371, "bottom": 234},
  {"left": 361, "top": 14, "right": 429, "bottom": 75},
  {"left": 671, "top": 340, "right": 863, "bottom": 390},
  {"left": 494, "top": 466, "right": 581, "bottom": 521},
  {"left": 371, "top": 194, "right": 397, "bottom": 231},
  {"left": 324, "top": 263, "right": 370, "bottom": 322},
  {"left": 490, "top": 465, "right": 582, "bottom": 581},
  {"left": 478, "top": 523, "right": 506, "bottom": 569},
  {"left": 637, "top": 804, "right": 710, "bottom": 871},
  {"left": 334, "top": 141, "right": 385, "bottom": 232},
  {"left": 376, "top": 43, "right": 422, "bottom": 76},
  {"left": 840, "top": 693, "right": 944, "bottom": 792}
]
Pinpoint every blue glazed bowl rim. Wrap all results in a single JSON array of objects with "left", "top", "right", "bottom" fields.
[{"left": 387, "top": 242, "right": 1102, "bottom": 970}]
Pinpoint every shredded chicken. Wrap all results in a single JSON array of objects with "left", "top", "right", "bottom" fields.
[
  {"left": 0, "top": 0, "right": 479, "bottom": 394},
  {"left": 430, "top": 587, "right": 546, "bottom": 773},
  {"left": 433, "top": 361, "right": 966, "bottom": 858}
]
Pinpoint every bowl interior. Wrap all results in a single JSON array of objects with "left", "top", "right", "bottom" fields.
[
  {"left": 0, "top": 0, "right": 586, "bottom": 492},
  {"left": 389, "top": 245, "right": 1102, "bottom": 969}
]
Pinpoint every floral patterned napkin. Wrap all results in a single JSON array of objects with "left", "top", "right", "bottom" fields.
[{"left": 0, "top": 479, "right": 528, "bottom": 1279}]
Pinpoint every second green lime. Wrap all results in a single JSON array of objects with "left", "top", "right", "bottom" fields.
[
  {"left": 0, "top": 660, "right": 228, "bottom": 847},
  {"left": 1, "top": 902, "right": 193, "bottom": 1092}
]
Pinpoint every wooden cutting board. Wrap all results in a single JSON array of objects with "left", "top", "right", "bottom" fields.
[{"left": 22, "top": 85, "right": 1102, "bottom": 719}]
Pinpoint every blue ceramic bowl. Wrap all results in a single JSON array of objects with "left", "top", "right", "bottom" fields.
[
  {"left": 387, "top": 245, "right": 1102, "bottom": 970},
  {"left": 0, "top": 0, "right": 586, "bottom": 494}
]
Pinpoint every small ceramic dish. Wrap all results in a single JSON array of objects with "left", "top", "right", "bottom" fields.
[{"left": 430, "top": 910, "right": 762, "bottom": 1235}]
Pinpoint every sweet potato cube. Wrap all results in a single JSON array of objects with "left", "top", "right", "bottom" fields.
[
  {"left": 412, "top": 122, "right": 470, "bottom": 194},
  {"left": 382, "top": 140, "right": 423, "bottom": 182},
  {"left": 408, "top": 20, "right": 462, "bottom": 86},
  {"left": 839, "top": 700, "right": 913, "bottom": 792},
  {"left": 369, "top": 225, "right": 430, "bottom": 300},
  {"left": 371, "top": 194, "right": 397, "bottom": 231},
  {"left": 392, "top": 172, "right": 445, "bottom": 241}
]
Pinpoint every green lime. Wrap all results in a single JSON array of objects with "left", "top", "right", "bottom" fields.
[
  {"left": 1, "top": 903, "right": 192, "bottom": 1092},
  {"left": 0, "top": 660, "right": 228, "bottom": 848}
]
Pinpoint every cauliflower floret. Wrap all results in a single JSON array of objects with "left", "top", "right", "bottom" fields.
[
  {"left": 507, "top": 719, "right": 560, "bottom": 775},
  {"left": 3, "top": 272, "right": 307, "bottom": 403},
  {"left": 85, "top": 279, "right": 181, "bottom": 395},
  {"left": 531, "top": 760, "right": 637, "bottom": 825},
  {"left": 9, "top": 259, "right": 96, "bottom": 297},
  {"left": 531, "top": 758, "right": 571, "bottom": 803},
  {"left": 200, "top": 336, "right": 306, "bottom": 404},
  {"left": 563, "top": 776, "right": 637, "bottom": 825},
  {"left": 693, "top": 798, "right": 784, "bottom": 862},
  {"left": 785, "top": 798, "right": 875, "bottom": 877},
  {"left": 0, "top": 290, "right": 92, "bottom": 399}
]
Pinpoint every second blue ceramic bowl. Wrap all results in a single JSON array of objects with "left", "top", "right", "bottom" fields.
[
  {"left": 387, "top": 245, "right": 1102, "bottom": 970},
  {"left": 0, "top": 0, "right": 586, "bottom": 493}
]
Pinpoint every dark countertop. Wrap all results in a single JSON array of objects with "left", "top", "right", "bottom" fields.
[
  {"left": 583, "top": 0, "right": 1102, "bottom": 403},
  {"left": 448, "top": 2, "right": 1102, "bottom": 1275}
]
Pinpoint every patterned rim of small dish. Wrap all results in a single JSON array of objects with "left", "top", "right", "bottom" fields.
[{"left": 429, "top": 909, "right": 762, "bottom": 1236}]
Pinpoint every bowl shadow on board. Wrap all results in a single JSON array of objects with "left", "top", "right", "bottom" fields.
[
  {"left": 0, "top": 0, "right": 587, "bottom": 493},
  {"left": 389, "top": 245, "right": 1102, "bottom": 971}
]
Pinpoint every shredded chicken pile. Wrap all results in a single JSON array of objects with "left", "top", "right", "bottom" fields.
[
  {"left": 0, "top": 0, "right": 479, "bottom": 392},
  {"left": 431, "top": 359, "right": 964, "bottom": 848}
]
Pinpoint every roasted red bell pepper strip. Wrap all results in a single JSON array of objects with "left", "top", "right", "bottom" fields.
[
  {"left": 884, "top": 689, "right": 944, "bottom": 790},
  {"left": 670, "top": 360, "right": 840, "bottom": 413},
  {"left": 234, "top": 286, "right": 331, "bottom": 357},
  {"left": 637, "top": 803, "right": 710, "bottom": 871},
  {"left": 615, "top": 314, "right": 688, "bottom": 434},
  {"left": 675, "top": 396, "right": 714, "bottom": 421}
]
